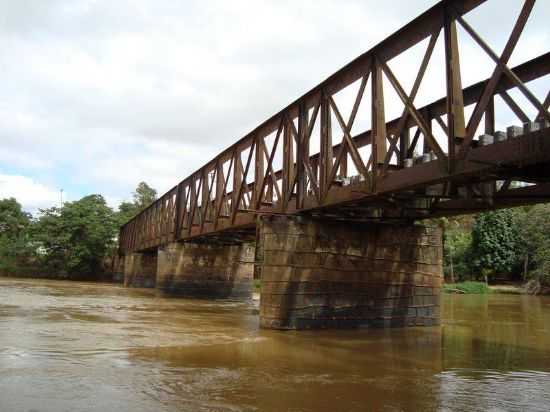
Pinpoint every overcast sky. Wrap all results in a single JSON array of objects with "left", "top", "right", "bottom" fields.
[{"left": 1, "top": 0, "right": 548, "bottom": 213}]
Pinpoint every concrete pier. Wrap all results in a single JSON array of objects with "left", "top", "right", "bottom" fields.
[
  {"left": 123, "top": 251, "right": 157, "bottom": 288},
  {"left": 156, "top": 242, "right": 255, "bottom": 299},
  {"left": 256, "top": 215, "right": 443, "bottom": 330}
]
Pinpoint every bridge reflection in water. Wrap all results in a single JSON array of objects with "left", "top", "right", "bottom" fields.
[{"left": 117, "top": 0, "right": 550, "bottom": 330}]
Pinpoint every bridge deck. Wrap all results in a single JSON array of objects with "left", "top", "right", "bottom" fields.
[{"left": 120, "top": 0, "right": 550, "bottom": 254}]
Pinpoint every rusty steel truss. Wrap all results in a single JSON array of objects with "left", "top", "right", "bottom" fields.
[{"left": 120, "top": 0, "right": 550, "bottom": 254}]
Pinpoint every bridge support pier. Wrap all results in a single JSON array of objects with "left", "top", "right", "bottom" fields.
[
  {"left": 123, "top": 251, "right": 157, "bottom": 288},
  {"left": 156, "top": 242, "right": 255, "bottom": 299},
  {"left": 256, "top": 215, "right": 442, "bottom": 330}
]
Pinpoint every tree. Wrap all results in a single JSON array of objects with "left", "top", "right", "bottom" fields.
[
  {"left": 470, "top": 209, "right": 521, "bottom": 282},
  {"left": 133, "top": 181, "right": 157, "bottom": 209},
  {"left": 0, "top": 198, "right": 33, "bottom": 274},
  {"left": 116, "top": 201, "right": 139, "bottom": 226},
  {"left": 0, "top": 197, "right": 31, "bottom": 238},
  {"left": 514, "top": 203, "right": 550, "bottom": 286},
  {"left": 444, "top": 229, "right": 473, "bottom": 282},
  {"left": 432, "top": 215, "right": 474, "bottom": 283},
  {"left": 116, "top": 182, "right": 158, "bottom": 226},
  {"left": 32, "top": 194, "right": 117, "bottom": 278}
]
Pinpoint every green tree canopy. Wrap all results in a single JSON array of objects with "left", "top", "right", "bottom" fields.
[
  {"left": 0, "top": 197, "right": 31, "bottom": 239},
  {"left": 116, "top": 201, "right": 139, "bottom": 226},
  {"left": 32, "top": 194, "right": 117, "bottom": 277},
  {"left": 515, "top": 203, "right": 550, "bottom": 284},
  {"left": 436, "top": 215, "right": 474, "bottom": 282},
  {"left": 471, "top": 209, "right": 521, "bottom": 279},
  {"left": 116, "top": 182, "right": 158, "bottom": 225},
  {"left": 133, "top": 181, "right": 157, "bottom": 209},
  {"left": 0, "top": 198, "right": 33, "bottom": 274}
]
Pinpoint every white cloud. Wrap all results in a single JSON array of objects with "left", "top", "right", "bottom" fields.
[{"left": 0, "top": 174, "right": 61, "bottom": 212}]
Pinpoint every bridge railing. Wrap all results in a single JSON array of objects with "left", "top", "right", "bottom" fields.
[{"left": 120, "top": 0, "right": 549, "bottom": 253}]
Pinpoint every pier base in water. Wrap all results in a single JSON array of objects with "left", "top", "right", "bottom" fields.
[
  {"left": 123, "top": 251, "right": 157, "bottom": 288},
  {"left": 256, "top": 215, "right": 442, "bottom": 330},
  {"left": 156, "top": 242, "right": 255, "bottom": 299}
]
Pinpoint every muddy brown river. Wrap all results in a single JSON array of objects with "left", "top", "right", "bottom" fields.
[{"left": 1, "top": 277, "right": 549, "bottom": 411}]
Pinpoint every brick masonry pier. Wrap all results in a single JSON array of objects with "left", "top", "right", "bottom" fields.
[
  {"left": 256, "top": 215, "right": 443, "bottom": 330},
  {"left": 123, "top": 251, "right": 157, "bottom": 288},
  {"left": 156, "top": 242, "right": 255, "bottom": 299}
]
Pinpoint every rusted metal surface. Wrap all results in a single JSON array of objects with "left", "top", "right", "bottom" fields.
[{"left": 120, "top": 0, "right": 550, "bottom": 254}]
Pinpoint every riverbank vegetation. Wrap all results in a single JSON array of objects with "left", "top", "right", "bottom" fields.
[
  {"left": 0, "top": 182, "right": 156, "bottom": 280},
  {"left": 443, "top": 281, "right": 490, "bottom": 294},
  {"left": 442, "top": 282, "right": 523, "bottom": 295},
  {"left": 441, "top": 204, "right": 550, "bottom": 294}
]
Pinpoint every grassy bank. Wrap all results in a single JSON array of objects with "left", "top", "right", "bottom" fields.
[
  {"left": 443, "top": 281, "right": 524, "bottom": 295},
  {"left": 443, "top": 281, "right": 490, "bottom": 294}
]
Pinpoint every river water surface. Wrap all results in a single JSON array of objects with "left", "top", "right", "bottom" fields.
[{"left": 1, "top": 277, "right": 549, "bottom": 412}]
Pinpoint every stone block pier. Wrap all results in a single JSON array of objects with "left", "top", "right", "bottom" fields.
[{"left": 256, "top": 216, "right": 442, "bottom": 329}]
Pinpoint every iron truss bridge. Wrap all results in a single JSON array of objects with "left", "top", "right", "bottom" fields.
[{"left": 120, "top": 0, "right": 550, "bottom": 254}]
